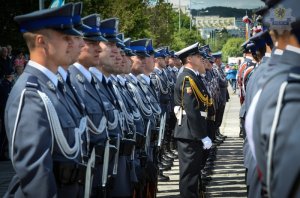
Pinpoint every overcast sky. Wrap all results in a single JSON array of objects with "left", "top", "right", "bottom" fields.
[{"left": 167, "top": 0, "right": 265, "bottom": 9}]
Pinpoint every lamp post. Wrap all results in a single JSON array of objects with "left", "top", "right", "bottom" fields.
[
  {"left": 39, "top": 0, "right": 44, "bottom": 9},
  {"left": 179, "top": 0, "right": 181, "bottom": 31}
]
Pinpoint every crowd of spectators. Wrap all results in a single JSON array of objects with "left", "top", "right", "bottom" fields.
[{"left": 0, "top": 44, "right": 28, "bottom": 160}]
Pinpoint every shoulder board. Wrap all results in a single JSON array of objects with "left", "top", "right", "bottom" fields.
[
  {"left": 26, "top": 75, "right": 40, "bottom": 90},
  {"left": 287, "top": 67, "right": 300, "bottom": 83}
]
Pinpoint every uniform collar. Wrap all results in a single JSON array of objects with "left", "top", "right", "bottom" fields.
[
  {"left": 286, "top": 45, "right": 300, "bottom": 55},
  {"left": 264, "top": 53, "right": 271, "bottom": 58},
  {"left": 28, "top": 60, "right": 58, "bottom": 87},
  {"left": 110, "top": 74, "right": 118, "bottom": 82},
  {"left": 57, "top": 66, "right": 68, "bottom": 82},
  {"left": 185, "top": 67, "right": 199, "bottom": 76},
  {"left": 172, "top": 67, "right": 178, "bottom": 72},
  {"left": 129, "top": 73, "right": 138, "bottom": 84},
  {"left": 273, "top": 49, "right": 283, "bottom": 55},
  {"left": 117, "top": 75, "right": 126, "bottom": 86},
  {"left": 73, "top": 62, "right": 92, "bottom": 83},
  {"left": 140, "top": 74, "right": 150, "bottom": 85},
  {"left": 89, "top": 67, "right": 103, "bottom": 82},
  {"left": 154, "top": 67, "right": 162, "bottom": 74},
  {"left": 245, "top": 56, "right": 254, "bottom": 60}
]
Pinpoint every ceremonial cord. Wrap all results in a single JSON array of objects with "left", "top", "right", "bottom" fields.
[
  {"left": 112, "top": 83, "right": 134, "bottom": 125},
  {"left": 266, "top": 81, "right": 288, "bottom": 198},
  {"left": 183, "top": 76, "right": 213, "bottom": 109},
  {"left": 127, "top": 82, "right": 153, "bottom": 117},
  {"left": 155, "top": 75, "right": 169, "bottom": 94},
  {"left": 107, "top": 109, "right": 119, "bottom": 130}
]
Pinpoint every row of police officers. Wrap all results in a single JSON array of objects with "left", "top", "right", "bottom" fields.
[
  {"left": 4, "top": 2, "right": 229, "bottom": 198},
  {"left": 239, "top": 0, "right": 300, "bottom": 197}
]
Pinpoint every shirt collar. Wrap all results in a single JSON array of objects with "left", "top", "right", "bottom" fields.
[
  {"left": 245, "top": 56, "right": 254, "bottom": 60},
  {"left": 28, "top": 60, "right": 58, "bottom": 87},
  {"left": 117, "top": 75, "right": 126, "bottom": 86},
  {"left": 110, "top": 74, "right": 118, "bottom": 82},
  {"left": 273, "top": 49, "right": 284, "bottom": 55},
  {"left": 129, "top": 73, "right": 138, "bottom": 84},
  {"left": 140, "top": 74, "right": 151, "bottom": 85},
  {"left": 286, "top": 45, "right": 300, "bottom": 55},
  {"left": 89, "top": 67, "right": 103, "bottom": 82},
  {"left": 264, "top": 53, "right": 271, "bottom": 58},
  {"left": 57, "top": 66, "right": 68, "bottom": 82},
  {"left": 73, "top": 62, "right": 92, "bottom": 83},
  {"left": 172, "top": 67, "right": 178, "bottom": 72},
  {"left": 154, "top": 67, "right": 162, "bottom": 74},
  {"left": 185, "top": 67, "right": 199, "bottom": 76}
]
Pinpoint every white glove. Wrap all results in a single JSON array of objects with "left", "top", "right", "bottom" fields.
[{"left": 201, "top": 136, "right": 212, "bottom": 150}]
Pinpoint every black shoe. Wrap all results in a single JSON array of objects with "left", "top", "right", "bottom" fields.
[
  {"left": 157, "top": 163, "right": 171, "bottom": 171},
  {"left": 158, "top": 173, "right": 170, "bottom": 182},
  {"left": 218, "top": 133, "right": 227, "bottom": 139},
  {"left": 165, "top": 151, "right": 177, "bottom": 159},
  {"left": 162, "top": 154, "right": 174, "bottom": 161},
  {"left": 202, "top": 176, "right": 212, "bottom": 182},
  {"left": 216, "top": 136, "right": 225, "bottom": 142},
  {"left": 160, "top": 159, "right": 173, "bottom": 167},
  {"left": 213, "top": 139, "right": 223, "bottom": 145},
  {"left": 171, "top": 149, "right": 178, "bottom": 155},
  {"left": 158, "top": 163, "right": 171, "bottom": 171}
]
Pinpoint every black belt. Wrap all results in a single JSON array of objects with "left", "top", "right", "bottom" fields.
[
  {"left": 53, "top": 162, "right": 86, "bottom": 186},
  {"left": 135, "top": 132, "right": 146, "bottom": 149},
  {"left": 119, "top": 138, "right": 136, "bottom": 156}
]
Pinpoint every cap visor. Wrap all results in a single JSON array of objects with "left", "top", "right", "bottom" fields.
[
  {"left": 60, "top": 28, "right": 83, "bottom": 36},
  {"left": 83, "top": 35, "right": 108, "bottom": 42}
]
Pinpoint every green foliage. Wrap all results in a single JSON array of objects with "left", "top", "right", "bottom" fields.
[
  {"left": 206, "top": 28, "right": 232, "bottom": 52},
  {"left": 171, "top": 28, "right": 205, "bottom": 51},
  {"left": 221, "top": 37, "right": 245, "bottom": 62},
  {"left": 0, "top": 0, "right": 206, "bottom": 52}
]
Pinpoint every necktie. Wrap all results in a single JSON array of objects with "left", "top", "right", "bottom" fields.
[{"left": 66, "top": 73, "right": 86, "bottom": 115}]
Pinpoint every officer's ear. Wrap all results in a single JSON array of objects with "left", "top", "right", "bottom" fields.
[{"left": 186, "top": 56, "right": 193, "bottom": 64}]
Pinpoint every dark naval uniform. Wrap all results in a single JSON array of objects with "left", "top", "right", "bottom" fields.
[{"left": 174, "top": 67, "right": 212, "bottom": 198}]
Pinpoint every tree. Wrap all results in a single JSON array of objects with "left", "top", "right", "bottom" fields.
[
  {"left": 171, "top": 28, "right": 205, "bottom": 51},
  {"left": 147, "top": 0, "right": 176, "bottom": 46},
  {"left": 0, "top": 0, "right": 205, "bottom": 52},
  {"left": 221, "top": 37, "right": 245, "bottom": 62}
]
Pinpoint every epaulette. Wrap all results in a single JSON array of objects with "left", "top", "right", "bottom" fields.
[
  {"left": 287, "top": 67, "right": 300, "bottom": 83},
  {"left": 26, "top": 75, "right": 40, "bottom": 90}
]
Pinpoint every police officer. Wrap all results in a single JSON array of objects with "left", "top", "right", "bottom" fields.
[
  {"left": 246, "top": 0, "right": 300, "bottom": 197},
  {"left": 5, "top": 4, "right": 86, "bottom": 197},
  {"left": 174, "top": 42, "right": 212, "bottom": 198},
  {"left": 95, "top": 18, "right": 135, "bottom": 198},
  {"left": 211, "top": 52, "right": 229, "bottom": 140},
  {"left": 136, "top": 38, "right": 162, "bottom": 198},
  {"left": 68, "top": 13, "right": 113, "bottom": 197}
]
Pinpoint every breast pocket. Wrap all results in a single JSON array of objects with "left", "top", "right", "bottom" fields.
[
  {"left": 58, "top": 113, "right": 77, "bottom": 149},
  {"left": 85, "top": 103, "right": 103, "bottom": 126}
]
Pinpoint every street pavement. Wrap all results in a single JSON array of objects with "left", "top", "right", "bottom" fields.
[{"left": 0, "top": 87, "right": 246, "bottom": 197}]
